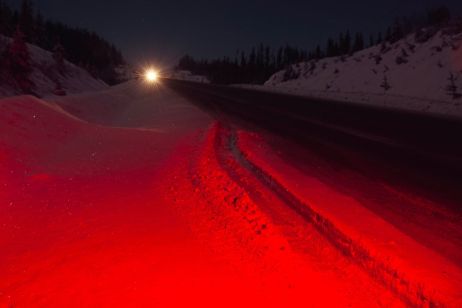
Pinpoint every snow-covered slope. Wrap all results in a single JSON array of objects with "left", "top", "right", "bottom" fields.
[
  {"left": 0, "top": 36, "right": 108, "bottom": 98},
  {"left": 263, "top": 25, "right": 462, "bottom": 117}
]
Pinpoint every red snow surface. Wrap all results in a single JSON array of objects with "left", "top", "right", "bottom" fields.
[
  {"left": 237, "top": 129, "right": 462, "bottom": 307},
  {"left": 0, "top": 84, "right": 459, "bottom": 307}
]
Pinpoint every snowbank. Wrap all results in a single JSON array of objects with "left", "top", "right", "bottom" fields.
[
  {"left": 262, "top": 26, "right": 462, "bottom": 118},
  {"left": 0, "top": 35, "right": 108, "bottom": 98}
]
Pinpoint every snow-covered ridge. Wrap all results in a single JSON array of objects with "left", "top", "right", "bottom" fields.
[
  {"left": 0, "top": 35, "right": 108, "bottom": 98},
  {"left": 263, "top": 24, "right": 462, "bottom": 118}
]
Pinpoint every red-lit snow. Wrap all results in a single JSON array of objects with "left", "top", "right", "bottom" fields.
[
  {"left": 236, "top": 129, "right": 462, "bottom": 306},
  {"left": 0, "top": 82, "right": 460, "bottom": 307}
]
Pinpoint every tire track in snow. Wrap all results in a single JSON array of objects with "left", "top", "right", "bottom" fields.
[
  {"left": 185, "top": 122, "right": 405, "bottom": 306},
  {"left": 215, "top": 125, "right": 440, "bottom": 307}
]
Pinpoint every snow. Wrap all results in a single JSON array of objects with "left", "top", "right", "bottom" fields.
[
  {"left": 1, "top": 55, "right": 461, "bottom": 305},
  {"left": 236, "top": 130, "right": 462, "bottom": 307},
  {"left": 50, "top": 80, "right": 210, "bottom": 129},
  {"left": 0, "top": 83, "right": 409, "bottom": 307},
  {"left": 1, "top": 23, "right": 461, "bottom": 305},
  {"left": 259, "top": 27, "right": 462, "bottom": 118},
  {"left": 166, "top": 69, "right": 210, "bottom": 83},
  {"left": 0, "top": 35, "right": 108, "bottom": 98}
]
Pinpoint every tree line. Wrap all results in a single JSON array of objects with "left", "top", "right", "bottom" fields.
[
  {"left": 177, "top": 6, "right": 453, "bottom": 85},
  {"left": 178, "top": 44, "right": 311, "bottom": 84},
  {"left": 0, "top": 0, "right": 126, "bottom": 85}
]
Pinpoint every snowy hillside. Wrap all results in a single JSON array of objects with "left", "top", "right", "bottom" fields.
[
  {"left": 263, "top": 24, "right": 462, "bottom": 117},
  {"left": 0, "top": 35, "right": 108, "bottom": 98}
]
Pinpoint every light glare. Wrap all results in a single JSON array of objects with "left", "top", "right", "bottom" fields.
[{"left": 145, "top": 69, "right": 159, "bottom": 83}]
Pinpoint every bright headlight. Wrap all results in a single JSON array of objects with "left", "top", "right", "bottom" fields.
[{"left": 144, "top": 69, "right": 159, "bottom": 83}]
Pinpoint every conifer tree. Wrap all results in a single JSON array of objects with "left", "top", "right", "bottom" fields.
[
  {"left": 276, "top": 47, "right": 283, "bottom": 68},
  {"left": 52, "top": 41, "right": 66, "bottom": 74},
  {"left": 6, "top": 27, "right": 33, "bottom": 93},
  {"left": 240, "top": 51, "right": 246, "bottom": 67},
  {"left": 369, "top": 34, "right": 375, "bottom": 47},
  {"left": 19, "top": 0, "right": 35, "bottom": 41},
  {"left": 338, "top": 32, "right": 345, "bottom": 54},
  {"left": 0, "top": 0, "right": 14, "bottom": 35},
  {"left": 34, "top": 11, "right": 46, "bottom": 46},
  {"left": 353, "top": 32, "right": 364, "bottom": 52},
  {"left": 344, "top": 30, "right": 352, "bottom": 54},
  {"left": 326, "top": 38, "right": 335, "bottom": 57},
  {"left": 315, "top": 45, "right": 322, "bottom": 59},
  {"left": 376, "top": 32, "right": 383, "bottom": 45}
]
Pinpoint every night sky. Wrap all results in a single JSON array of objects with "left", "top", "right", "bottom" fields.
[{"left": 7, "top": 0, "right": 462, "bottom": 66}]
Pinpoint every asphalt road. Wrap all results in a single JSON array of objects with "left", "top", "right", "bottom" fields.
[{"left": 164, "top": 78, "right": 462, "bottom": 209}]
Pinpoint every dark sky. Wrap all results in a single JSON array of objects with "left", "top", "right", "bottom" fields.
[{"left": 7, "top": 0, "right": 462, "bottom": 66}]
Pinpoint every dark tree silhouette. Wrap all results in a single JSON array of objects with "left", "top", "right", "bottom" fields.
[
  {"left": 176, "top": 5, "right": 458, "bottom": 85},
  {"left": 353, "top": 32, "right": 365, "bottom": 52},
  {"left": 326, "top": 38, "right": 336, "bottom": 57},
  {"left": 19, "top": 0, "right": 34, "bottom": 41},
  {"left": 0, "top": 0, "right": 14, "bottom": 35},
  {"left": 376, "top": 32, "right": 383, "bottom": 45},
  {"left": 369, "top": 34, "right": 375, "bottom": 47},
  {"left": 177, "top": 43, "right": 310, "bottom": 84},
  {"left": 0, "top": 0, "right": 126, "bottom": 84},
  {"left": 344, "top": 31, "right": 352, "bottom": 54},
  {"left": 52, "top": 41, "right": 65, "bottom": 74},
  {"left": 315, "top": 45, "right": 323, "bottom": 59},
  {"left": 5, "top": 28, "right": 33, "bottom": 93},
  {"left": 427, "top": 6, "right": 451, "bottom": 25}
]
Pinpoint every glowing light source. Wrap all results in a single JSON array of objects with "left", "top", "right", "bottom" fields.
[{"left": 144, "top": 69, "right": 159, "bottom": 83}]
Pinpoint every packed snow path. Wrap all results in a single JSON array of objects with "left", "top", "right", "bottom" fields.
[{"left": 1, "top": 81, "right": 461, "bottom": 307}]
